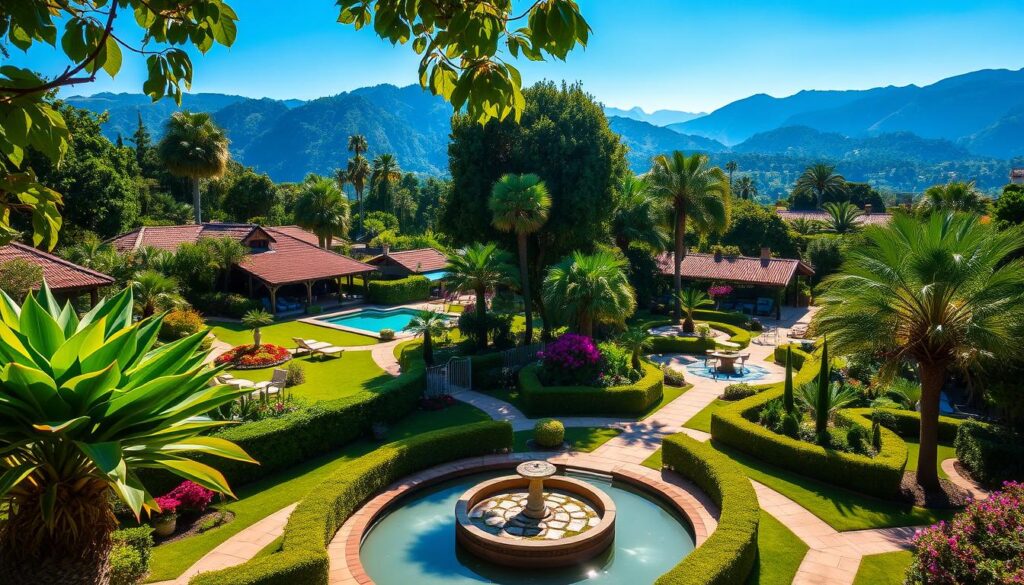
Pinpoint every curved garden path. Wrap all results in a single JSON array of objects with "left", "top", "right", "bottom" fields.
[{"left": 941, "top": 458, "right": 989, "bottom": 500}]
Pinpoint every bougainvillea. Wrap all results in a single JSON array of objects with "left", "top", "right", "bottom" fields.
[
  {"left": 906, "top": 481, "right": 1024, "bottom": 584},
  {"left": 538, "top": 333, "right": 601, "bottom": 386},
  {"left": 708, "top": 284, "right": 733, "bottom": 298},
  {"left": 166, "top": 481, "right": 216, "bottom": 513},
  {"left": 214, "top": 343, "right": 290, "bottom": 369},
  {"left": 153, "top": 496, "right": 180, "bottom": 518}
]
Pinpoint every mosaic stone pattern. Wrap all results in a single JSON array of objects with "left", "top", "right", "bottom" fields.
[{"left": 467, "top": 490, "right": 600, "bottom": 540}]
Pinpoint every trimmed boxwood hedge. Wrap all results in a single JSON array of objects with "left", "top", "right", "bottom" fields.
[
  {"left": 773, "top": 343, "right": 812, "bottom": 369},
  {"left": 954, "top": 420, "right": 1023, "bottom": 488},
  {"left": 519, "top": 361, "right": 664, "bottom": 417},
  {"left": 843, "top": 408, "right": 965, "bottom": 443},
  {"left": 366, "top": 275, "right": 430, "bottom": 304},
  {"left": 647, "top": 321, "right": 751, "bottom": 354},
  {"left": 656, "top": 433, "right": 759, "bottom": 585},
  {"left": 710, "top": 349, "right": 909, "bottom": 499},
  {"left": 190, "top": 421, "right": 513, "bottom": 585}
]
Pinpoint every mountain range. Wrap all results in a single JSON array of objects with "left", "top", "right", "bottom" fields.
[{"left": 65, "top": 67, "right": 1024, "bottom": 193}]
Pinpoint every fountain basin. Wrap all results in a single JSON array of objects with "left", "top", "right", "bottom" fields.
[{"left": 455, "top": 474, "right": 616, "bottom": 568}]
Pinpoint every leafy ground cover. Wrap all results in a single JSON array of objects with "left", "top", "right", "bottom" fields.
[
  {"left": 209, "top": 318, "right": 377, "bottom": 348},
  {"left": 512, "top": 426, "right": 622, "bottom": 453},
  {"left": 852, "top": 551, "right": 913, "bottom": 585},
  {"left": 683, "top": 398, "right": 730, "bottom": 433},
  {"left": 145, "top": 403, "right": 491, "bottom": 582}
]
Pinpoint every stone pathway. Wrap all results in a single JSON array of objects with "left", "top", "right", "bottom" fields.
[
  {"left": 941, "top": 458, "right": 990, "bottom": 500},
  {"left": 453, "top": 389, "right": 625, "bottom": 432}
]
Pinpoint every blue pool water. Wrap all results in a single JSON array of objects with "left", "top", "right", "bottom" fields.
[
  {"left": 322, "top": 308, "right": 438, "bottom": 334},
  {"left": 423, "top": 270, "right": 448, "bottom": 282},
  {"left": 360, "top": 471, "right": 695, "bottom": 585},
  {"left": 684, "top": 359, "right": 772, "bottom": 382}
]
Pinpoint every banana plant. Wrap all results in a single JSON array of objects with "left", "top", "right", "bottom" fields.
[{"left": 0, "top": 283, "right": 254, "bottom": 581}]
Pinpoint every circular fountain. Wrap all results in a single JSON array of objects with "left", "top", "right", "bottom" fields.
[{"left": 454, "top": 461, "right": 616, "bottom": 568}]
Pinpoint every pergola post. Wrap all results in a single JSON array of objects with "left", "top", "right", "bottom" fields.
[
  {"left": 268, "top": 285, "right": 280, "bottom": 315},
  {"left": 89, "top": 289, "right": 98, "bottom": 308},
  {"left": 305, "top": 280, "right": 314, "bottom": 305}
]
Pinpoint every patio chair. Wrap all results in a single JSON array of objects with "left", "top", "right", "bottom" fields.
[
  {"left": 293, "top": 337, "right": 332, "bottom": 355},
  {"left": 252, "top": 368, "right": 288, "bottom": 401},
  {"left": 738, "top": 353, "right": 751, "bottom": 374},
  {"left": 755, "top": 297, "right": 774, "bottom": 317}
]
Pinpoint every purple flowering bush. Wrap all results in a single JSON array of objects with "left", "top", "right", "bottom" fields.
[
  {"left": 538, "top": 333, "right": 601, "bottom": 386},
  {"left": 906, "top": 481, "right": 1024, "bottom": 584}
]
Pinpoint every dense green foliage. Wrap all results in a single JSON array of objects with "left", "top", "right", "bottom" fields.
[
  {"left": 109, "top": 527, "right": 153, "bottom": 585},
  {"left": 519, "top": 361, "right": 663, "bottom": 416},
  {"left": 541, "top": 250, "right": 636, "bottom": 337},
  {"left": 707, "top": 199, "right": 798, "bottom": 258},
  {"left": 533, "top": 418, "right": 565, "bottom": 448},
  {"left": 954, "top": 421, "right": 1024, "bottom": 487}
]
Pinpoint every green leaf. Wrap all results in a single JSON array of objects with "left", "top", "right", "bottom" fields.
[
  {"left": 102, "top": 35, "right": 122, "bottom": 77},
  {"left": 0, "top": 463, "right": 37, "bottom": 499},
  {"left": 76, "top": 441, "right": 126, "bottom": 479},
  {"left": 58, "top": 362, "right": 121, "bottom": 413},
  {"left": 159, "top": 436, "right": 256, "bottom": 464},
  {"left": 158, "top": 459, "right": 236, "bottom": 497},
  {"left": 19, "top": 290, "right": 64, "bottom": 357},
  {"left": 33, "top": 415, "right": 90, "bottom": 434}
]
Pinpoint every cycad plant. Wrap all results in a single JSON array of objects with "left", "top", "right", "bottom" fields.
[
  {"left": 446, "top": 243, "right": 515, "bottom": 351},
  {"left": 131, "top": 269, "right": 181, "bottom": 318},
  {"left": 676, "top": 288, "right": 714, "bottom": 334},
  {"left": 241, "top": 309, "right": 274, "bottom": 348},
  {"left": 821, "top": 201, "right": 863, "bottom": 234},
  {"left": 541, "top": 251, "right": 636, "bottom": 338},
  {"left": 618, "top": 326, "right": 652, "bottom": 372},
  {"left": 403, "top": 310, "right": 449, "bottom": 365},
  {"left": 0, "top": 284, "right": 253, "bottom": 582}
]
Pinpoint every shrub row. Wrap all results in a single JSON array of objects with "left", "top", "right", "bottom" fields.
[
  {"left": 366, "top": 275, "right": 430, "bottom": 304},
  {"left": 655, "top": 433, "right": 759, "bottom": 585},
  {"left": 710, "top": 350, "right": 909, "bottom": 499},
  {"left": 192, "top": 292, "right": 261, "bottom": 319},
  {"left": 843, "top": 407, "right": 965, "bottom": 443},
  {"left": 955, "top": 420, "right": 1024, "bottom": 488},
  {"left": 772, "top": 344, "right": 813, "bottom": 370},
  {"left": 191, "top": 421, "right": 514, "bottom": 585},
  {"left": 646, "top": 321, "right": 751, "bottom": 354},
  {"left": 518, "top": 361, "right": 663, "bottom": 416}
]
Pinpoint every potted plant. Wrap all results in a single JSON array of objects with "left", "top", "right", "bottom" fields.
[{"left": 151, "top": 496, "right": 180, "bottom": 537}]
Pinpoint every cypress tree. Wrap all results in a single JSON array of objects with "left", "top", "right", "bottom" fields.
[
  {"left": 815, "top": 338, "right": 830, "bottom": 436},
  {"left": 783, "top": 346, "right": 795, "bottom": 412}
]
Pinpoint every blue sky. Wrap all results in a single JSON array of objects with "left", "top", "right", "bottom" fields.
[{"left": 15, "top": 0, "right": 1024, "bottom": 112}]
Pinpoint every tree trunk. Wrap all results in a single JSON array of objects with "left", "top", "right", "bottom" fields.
[
  {"left": 475, "top": 287, "right": 487, "bottom": 351},
  {"left": 517, "top": 233, "right": 533, "bottom": 344},
  {"left": 673, "top": 206, "right": 687, "bottom": 324},
  {"left": 423, "top": 331, "right": 434, "bottom": 366},
  {"left": 917, "top": 362, "right": 946, "bottom": 490},
  {"left": 579, "top": 312, "right": 593, "bottom": 338},
  {"left": 683, "top": 315, "right": 695, "bottom": 334},
  {"left": 326, "top": 235, "right": 334, "bottom": 249},
  {"left": 253, "top": 327, "right": 262, "bottom": 348},
  {"left": 357, "top": 187, "right": 364, "bottom": 239},
  {"left": 192, "top": 176, "right": 202, "bottom": 224}
]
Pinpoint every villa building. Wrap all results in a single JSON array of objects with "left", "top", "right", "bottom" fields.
[
  {"left": 110, "top": 223, "right": 374, "bottom": 313},
  {"left": 366, "top": 246, "right": 449, "bottom": 282},
  {"left": 0, "top": 241, "right": 115, "bottom": 306}
]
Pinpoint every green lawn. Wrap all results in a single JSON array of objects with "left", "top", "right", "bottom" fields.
[
  {"left": 747, "top": 511, "right": 808, "bottom": 585},
  {"left": 853, "top": 551, "right": 914, "bottom": 585},
  {"left": 904, "top": 438, "right": 955, "bottom": 480},
  {"left": 683, "top": 398, "right": 730, "bottom": 433},
  {"left": 512, "top": 426, "right": 622, "bottom": 453},
  {"left": 641, "top": 383, "right": 690, "bottom": 419},
  {"left": 209, "top": 318, "right": 378, "bottom": 348},
  {"left": 145, "top": 403, "right": 491, "bottom": 582},
  {"left": 229, "top": 350, "right": 390, "bottom": 403}
]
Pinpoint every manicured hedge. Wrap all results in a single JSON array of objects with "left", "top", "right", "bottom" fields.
[
  {"left": 710, "top": 350, "right": 909, "bottom": 498},
  {"left": 190, "top": 421, "right": 513, "bottom": 585},
  {"left": 844, "top": 407, "right": 965, "bottom": 443},
  {"left": 954, "top": 421, "right": 1024, "bottom": 488},
  {"left": 647, "top": 321, "right": 751, "bottom": 354},
  {"left": 366, "top": 275, "right": 430, "bottom": 304},
  {"left": 656, "top": 433, "right": 759, "bottom": 585},
  {"left": 519, "top": 361, "right": 664, "bottom": 416},
  {"left": 772, "top": 344, "right": 813, "bottom": 370}
]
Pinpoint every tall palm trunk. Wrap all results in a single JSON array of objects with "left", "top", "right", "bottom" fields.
[
  {"left": 673, "top": 206, "right": 688, "bottom": 324},
  {"left": 356, "top": 186, "right": 364, "bottom": 239},
  {"left": 517, "top": 233, "right": 533, "bottom": 344},
  {"left": 192, "top": 176, "right": 202, "bottom": 224},
  {"left": 578, "top": 312, "right": 593, "bottom": 338},
  {"left": 423, "top": 331, "right": 434, "bottom": 366},
  {"left": 475, "top": 286, "right": 488, "bottom": 351},
  {"left": 917, "top": 362, "right": 946, "bottom": 489}
]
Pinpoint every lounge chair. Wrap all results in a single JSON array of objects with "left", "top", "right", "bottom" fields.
[
  {"left": 293, "top": 337, "right": 332, "bottom": 355},
  {"left": 789, "top": 324, "right": 809, "bottom": 339},
  {"left": 252, "top": 368, "right": 288, "bottom": 401},
  {"left": 755, "top": 297, "right": 774, "bottom": 316}
]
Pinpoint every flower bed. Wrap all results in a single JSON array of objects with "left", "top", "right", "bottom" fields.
[
  {"left": 214, "top": 343, "right": 291, "bottom": 369},
  {"left": 520, "top": 361, "right": 664, "bottom": 416}
]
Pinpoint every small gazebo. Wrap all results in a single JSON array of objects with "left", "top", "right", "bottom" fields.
[{"left": 0, "top": 242, "right": 115, "bottom": 306}]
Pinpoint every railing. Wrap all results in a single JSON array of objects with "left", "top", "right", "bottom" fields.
[
  {"left": 502, "top": 342, "right": 545, "bottom": 370},
  {"left": 425, "top": 356, "right": 472, "bottom": 398}
]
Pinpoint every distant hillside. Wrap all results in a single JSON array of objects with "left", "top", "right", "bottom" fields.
[
  {"left": 65, "top": 92, "right": 261, "bottom": 140},
  {"left": 603, "top": 106, "right": 704, "bottom": 127},
  {"left": 732, "top": 126, "right": 971, "bottom": 164},
  {"left": 608, "top": 116, "right": 726, "bottom": 171}
]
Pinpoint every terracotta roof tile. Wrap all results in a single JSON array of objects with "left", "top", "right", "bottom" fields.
[
  {"left": 655, "top": 252, "right": 813, "bottom": 287},
  {"left": 0, "top": 242, "right": 114, "bottom": 292},
  {"left": 366, "top": 248, "right": 448, "bottom": 273},
  {"left": 776, "top": 209, "right": 892, "bottom": 225}
]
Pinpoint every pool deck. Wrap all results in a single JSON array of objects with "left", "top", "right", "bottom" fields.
[{"left": 299, "top": 302, "right": 458, "bottom": 340}]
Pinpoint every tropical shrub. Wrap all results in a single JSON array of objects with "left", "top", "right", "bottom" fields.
[
  {"left": 538, "top": 333, "right": 602, "bottom": 386},
  {"left": 109, "top": 528, "right": 153, "bottom": 585},
  {"left": 534, "top": 418, "right": 565, "bottom": 448},
  {"left": 285, "top": 361, "right": 306, "bottom": 386},
  {"left": 906, "top": 482, "right": 1024, "bottom": 584},
  {"left": 214, "top": 343, "right": 291, "bottom": 369},
  {"left": 193, "top": 292, "right": 260, "bottom": 319},
  {"left": 0, "top": 258, "right": 43, "bottom": 301},
  {"left": 597, "top": 341, "right": 639, "bottom": 386},
  {"left": 379, "top": 328, "right": 396, "bottom": 341},
  {"left": 366, "top": 275, "right": 430, "bottom": 304},
  {"left": 723, "top": 383, "right": 756, "bottom": 401},
  {"left": 955, "top": 421, "right": 1024, "bottom": 488},
  {"left": 661, "top": 364, "right": 687, "bottom": 387},
  {"left": 165, "top": 481, "right": 216, "bottom": 513},
  {"left": 159, "top": 308, "right": 205, "bottom": 341}
]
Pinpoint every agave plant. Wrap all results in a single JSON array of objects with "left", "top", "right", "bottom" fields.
[{"left": 0, "top": 284, "right": 254, "bottom": 582}]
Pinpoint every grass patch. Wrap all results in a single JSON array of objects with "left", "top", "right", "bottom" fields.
[
  {"left": 642, "top": 448, "right": 663, "bottom": 470},
  {"left": 209, "top": 318, "right": 377, "bottom": 348},
  {"left": 683, "top": 398, "right": 730, "bottom": 433},
  {"left": 640, "top": 383, "right": 690, "bottom": 419},
  {"left": 853, "top": 551, "right": 914, "bottom": 585},
  {"left": 512, "top": 426, "right": 621, "bottom": 453},
  {"left": 904, "top": 439, "right": 955, "bottom": 481},
  {"left": 229, "top": 350, "right": 388, "bottom": 403},
  {"left": 251, "top": 535, "right": 283, "bottom": 560},
  {"left": 145, "top": 403, "right": 490, "bottom": 582},
  {"left": 747, "top": 511, "right": 808, "bottom": 585}
]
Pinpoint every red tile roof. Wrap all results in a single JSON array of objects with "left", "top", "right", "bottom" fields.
[
  {"left": 776, "top": 209, "right": 892, "bottom": 226},
  {"left": 656, "top": 251, "right": 813, "bottom": 287},
  {"left": 0, "top": 242, "right": 114, "bottom": 292},
  {"left": 367, "top": 248, "right": 449, "bottom": 273},
  {"left": 1011, "top": 168, "right": 1024, "bottom": 179},
  {"left": 109, "top": 224, "right": 373, "bottom": 286}
]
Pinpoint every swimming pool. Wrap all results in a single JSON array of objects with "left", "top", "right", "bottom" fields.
[{"left": 319, "top": 308, "right": 447, "bottom": 336}]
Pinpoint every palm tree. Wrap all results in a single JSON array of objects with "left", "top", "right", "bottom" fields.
[
  {"left": 346, "top": 134, "right": 371, "bottom": 237},
  {"left": 611, "top": 174, "right": 669, "bottom": 253},
  {"left": 541, "top": 251, "right": 636, "bottom": 337},
  {"left": 131, "top": 269, "right": 180, "bottom": 317},
  {"left": 241, "top": 309, "right": 274, "bottom": 348},
  {"left": 404, "top": 310, "right": 449, "bottom": 365},
  {"left": 821, "top": 201, "right": 863, "bottom": 234},
  {"left": 787, "top": 216, "right": 822, "bottom": 236},
  {"left": 916, "top": 180, "right": 989, "bottom": 215},
  {"left": 813, "top": 213, "right": 1024, "bottom": 489},
  {"left": 369, "top": 153, "right": 402, "bottom": 214},
  {"left": 796, "top": 382, "right": 859, "bottom": 427},
  {"left": 618, "top": 326, "right": 652, "bottom": 372},
  {"left": 294, "top": 177, "right": 350, "bottom": 248},
  {"left": 676, "top": 287, "right": 714, "bottom": 333},
  {"left": 0, "top": 285, "right": 252, "bottom": 582},
  {"left": 446, "top": 243, "right": 516, "bottom": 350},
  {"left": 734, "top": 175, "right": 758, "bottom": 201},
  {"left": 794, "top": 163, "right": 847, "bottom": 208},
  {"left": 157, "top": 111, "right": 230, "bottom": 224},
  {"left": 725, "top": 160, "right": 738, "bottom": 190},
  {"left": 200, "top": 236, "right": 247, "bottom": 291},
  {"left": 489, "top": 173, "right": 551, "bottom": 344},
  {"left": 649, "top": 151, "right": 731, "bottom": 325}
]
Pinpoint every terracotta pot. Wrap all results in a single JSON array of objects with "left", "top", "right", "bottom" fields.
[{"left": 152, "top": 514, "right": 177, "bottom": 537}]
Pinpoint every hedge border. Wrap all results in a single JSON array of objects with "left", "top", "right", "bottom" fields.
[
  {"left": 366, "top": 275, "right": 430, "bottom": 305},
  {"left": 647, "top": 321, "right": 752, "bottom": 354},
  {"left": 190, "top": 421, "right": 514, "bottom": 585},
  {"left": 843, "top": 408, "right": 965, "bottom": 443},
  {"left": 518, "top": 361, "right": 664, "bottom": 416},
  {"left": 710, "top": 347, "right": 909, "bottom": 498},
  {"left": 656, "top": 433, "right": 759, "bottom": 585}
]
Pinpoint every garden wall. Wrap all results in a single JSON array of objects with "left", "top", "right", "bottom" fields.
[{"left": 519, "top": 361, "right": 664, "bottom": 416}]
